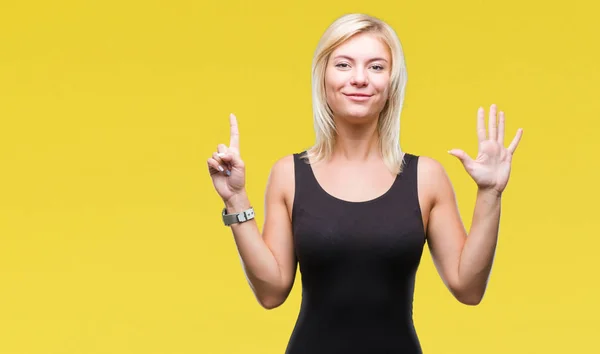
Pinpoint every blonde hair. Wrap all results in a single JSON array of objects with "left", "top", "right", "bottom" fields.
[{"left": 302, "top": 13, "right": 408, "bottom": 175}]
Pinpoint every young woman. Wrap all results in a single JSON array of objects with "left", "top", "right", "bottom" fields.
[{"left": 207, "top": 13, "right": 523, "bottom": 354}]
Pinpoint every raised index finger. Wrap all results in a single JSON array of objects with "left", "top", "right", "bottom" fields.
[{"left": 229, "top": 113, "right": 240, "bottom": 150}]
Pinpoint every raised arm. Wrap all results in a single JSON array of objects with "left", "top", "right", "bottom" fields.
[
  {"left": 422, "top": 104, "right": 523, "bottom": 305},
  {"left": 207, "top": 114, "right": 297, "bottom": 309}
]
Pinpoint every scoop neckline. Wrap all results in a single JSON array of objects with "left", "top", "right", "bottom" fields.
[{"left": 304, "top": 155, "right": 401, "bottom": 205}]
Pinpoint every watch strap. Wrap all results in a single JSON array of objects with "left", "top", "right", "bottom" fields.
[{"left": 222, "top": 207, "right": 255, "bottom": 226}]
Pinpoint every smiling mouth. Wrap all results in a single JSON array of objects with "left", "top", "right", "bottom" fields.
[{"left": 344, "top": 94, "right": 372, "bottom": 101}]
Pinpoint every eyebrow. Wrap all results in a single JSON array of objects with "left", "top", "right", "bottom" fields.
[{"left": 332, "top": 55, "right": 389, "bottom": 63}]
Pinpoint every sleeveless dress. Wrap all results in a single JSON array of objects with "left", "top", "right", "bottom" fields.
[{"left": 285, "top": 151, "right": 427, "bottom": 354}]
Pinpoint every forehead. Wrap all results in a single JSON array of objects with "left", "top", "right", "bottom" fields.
[{"left": 331, "top": 32, "right": 391, "bottom": 60}]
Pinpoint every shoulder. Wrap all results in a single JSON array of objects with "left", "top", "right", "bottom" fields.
[
  {"left": 414, "top": 155, "right": 454, "bottom": 202},
  {"left": 270, "top": 154, "right": 296, "bottom": 179},
  {"left": 415, "top": 155, "right": 445, "bottom": 176},
  {"left": 266, "top": 154, "right": 297, "bottom": 206}
]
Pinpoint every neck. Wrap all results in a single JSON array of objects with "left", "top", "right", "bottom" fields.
[{"left": 331, "top": 116, "right": 380, "bottom": 163}]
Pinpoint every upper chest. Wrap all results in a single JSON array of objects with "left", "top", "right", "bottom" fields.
[
  {"left": 312, "top": 164, "right": 397, "bottom": 203},
  {"left": 283, "top": 159, "right": 434, "bottom": 234}
]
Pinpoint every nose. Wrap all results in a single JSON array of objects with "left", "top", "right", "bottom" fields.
[{"left": 350, "top": 68, "right": 368, "bottom": 87}]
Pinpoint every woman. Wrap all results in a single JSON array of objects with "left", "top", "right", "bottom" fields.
[{"left": 207, "top": 13, "right": 523, "bottom": 354}]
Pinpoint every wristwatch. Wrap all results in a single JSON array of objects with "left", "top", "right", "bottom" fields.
[{"left": 222, "top": 207, "right": 255, "bottom": 226}]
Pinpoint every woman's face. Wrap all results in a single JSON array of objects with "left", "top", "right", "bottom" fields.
[{"left": 325, "top": 33, "right": 392, "bottom": 125}]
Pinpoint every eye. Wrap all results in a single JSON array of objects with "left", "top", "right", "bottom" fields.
[
  {"left": 335, "top": 63, "right": 350, "bottom": 68},
  {"left": 371, "top": 64, "right": 385, "bottom": 71}
]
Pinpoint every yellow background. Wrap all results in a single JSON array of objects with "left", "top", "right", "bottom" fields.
[{"left": 1, "top": 0, "right": 598, "bottom": 353}]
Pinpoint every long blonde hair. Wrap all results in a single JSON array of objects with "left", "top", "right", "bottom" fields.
[{"left": 301, "top": 13, "right": 408, "bottom": 175}]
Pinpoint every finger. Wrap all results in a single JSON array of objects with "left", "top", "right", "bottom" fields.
[
  {"left": 207, "top": 157, "right": 225, "bottom": 175},
  {"left": 229, "top": 113, "right": 240, "bottom": 150},
  {"left": 488, "top": 104, "right": 497, "bottom": 141},
  {"left": 507, "top": 128, "right": 523, "bottom": 154},
  {"left": 218, "top": 151, "right": 235, "bottom": 165},
  {"left": 476, "top": 107, "right": 486, "bottom": 143},
  {"left": 212, "top": 152, "right": 231, "bottom": 176},
  {"left": 212, "top": 151, "right": 226, "bottom": 167},
  {"left": 497, "top": 111, "right": 505, "bottom": 145},
  {"left": 215, "top": 149, "right": 235, "bottom": 169},
  {"left": 216, "top": 144, "right": 230, "bottom": 169},
  {"left": 448, "top": 149, "right": 474, "bottom": 165}
]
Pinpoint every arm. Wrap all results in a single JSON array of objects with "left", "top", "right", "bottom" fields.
[
  {"left": 422, "top": 158, "right": 501, "bottom": 305},
  {"left": 423, "top": 104, "right": 523, "bottom": 305},
  {"left": 207, "top": 114, "right": 296, "bottom": 310},
  {"left": 224, "top": 156, "right": 297, "bottom": 309}
]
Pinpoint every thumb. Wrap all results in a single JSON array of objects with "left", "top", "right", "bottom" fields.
[{"left": 447, "top": 149, "right": 473, "bottom": 165}]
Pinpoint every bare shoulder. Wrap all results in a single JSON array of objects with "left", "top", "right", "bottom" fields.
[
  {"left": 271, "top": 154, "right": 295, "bottom": 176},
  {"left": 415, "top": 155, "right": 455, "bottom": 228},
  {"left": 416, "top": 155, "right": 450, "bottom": 192},
  {"left": 267, "top": 154, "right": 296, "bottom": 217},
  {"left": 269, "top": 154, "right": 295, "bottom": 190}
]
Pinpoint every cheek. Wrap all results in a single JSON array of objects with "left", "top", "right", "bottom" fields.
[
  {"left": 382, "top": 87, "right": 390, "bottom": 101},
  {"left": 375, "top": 81, "right": 391, "bottom": 101},
  {"left": 373, "top": 76, "right": 390, "bottom": 92},
  {"left": 324, "top": 76, "right": 345, "bottom": 102},
  {"left": 325, "top": 74, "right": 343, "bottom": 92}
]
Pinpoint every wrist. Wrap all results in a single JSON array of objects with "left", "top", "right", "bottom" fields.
[
  {"left": 224, "top": 191, "right": 250, "bottom": 213},
  {"left": 477, "top": 187, "right": 502, "bottom": 200}
]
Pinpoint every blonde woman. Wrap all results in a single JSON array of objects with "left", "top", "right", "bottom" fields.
[{"left": 207, "top": 13, "right": 523, "bottom": 354}]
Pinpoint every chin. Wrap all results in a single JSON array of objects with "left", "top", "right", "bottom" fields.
[{"left": 344, "top": 109, "right": 376, "bottom": 120}]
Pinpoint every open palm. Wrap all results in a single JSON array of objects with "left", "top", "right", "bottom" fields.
[{"left": 449, "top": 104, "right": 523, "bottom": 195}]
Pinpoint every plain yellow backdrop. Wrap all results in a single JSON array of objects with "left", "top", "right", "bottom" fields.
[{"left": 1, "top": 0, "right": 598, "bottom": 353}]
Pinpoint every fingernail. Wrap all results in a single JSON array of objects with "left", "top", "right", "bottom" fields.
[
  {"left": 217, "top": 153, "right": 225, "bottom": 157},
  {"left": 218, "top": 165, "right": 224, "bottom": 172},
  {"left": 225, "top": 169, "right": 231, "bottom": 176}
]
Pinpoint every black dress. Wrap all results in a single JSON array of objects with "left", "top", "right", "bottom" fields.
[{"left": 285, "top": 151, "right": 426, "bottom": 354}]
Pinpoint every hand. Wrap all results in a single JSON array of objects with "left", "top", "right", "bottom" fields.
[
  {"left": 207, "top": 113, "right": 246, "bottom": 203},
  {"left": 448, "top": 104, "right": 523, "bottom": 195}
]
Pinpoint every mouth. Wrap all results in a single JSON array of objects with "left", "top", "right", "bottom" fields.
[
  {"left": 344, "top": 93, "right": 373, "bottom": 101},
  {"left": 344, "top": 93, "right": 373, "bottom": 97}
]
